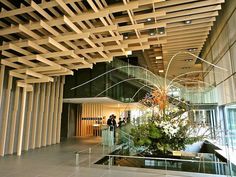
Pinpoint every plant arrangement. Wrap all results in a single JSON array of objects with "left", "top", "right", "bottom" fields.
[{"left": 131, "top": 89, "right": 208, "bottom": 155}]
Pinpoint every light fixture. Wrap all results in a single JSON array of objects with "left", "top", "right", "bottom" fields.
[
  {"left": 159, "top": 70, "right": 164, "bottom": 73},
  {"left": 185, "top": 59, "right": 193, "bottom": 62},
  {"left": 126, "top": 50, "right": 132, "bottom": 55},
  {"left": 150, "top": 32, "right": 155, "bottom": 36},
  {"left": 184, "top": 20, "right": 192, "bottom": 24},
  {"left": 187, "top": 48, "right": 197, "bottom": 52},
  {"left": 149, "top": 29, "right": 156, "bottom": 36},
  {"left": 157, "top": 27, "right": 165, "bottom": 35},
  {"left": 147, "top": 18, "right": 152, "bottom": 22},
  {"left": 156, "top": 56, "right": 162, "bottom": 60},
  {"left": 123, "top": 33, "right": 129, "bottom": 39},
  {"left": 181, "top": 67, "right": 190, "bottom": 69}
]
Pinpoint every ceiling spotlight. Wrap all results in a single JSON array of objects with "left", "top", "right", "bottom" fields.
[
  {"left": 159, "top": 70, "right": 164, "bottom": 73},
  {"left": 185, "top": 59, "right": 193, "bottom": 62},
  {"left": 187, "top": 48, "right": 197, "bottom": 52},
  {"left": 149, "top": 29, "right": 156, "bottom": 36},
  {"left": 156, "top": 56, "right": 162, "bottom": 60},
  {"left": 123, "top": 33, "right": 129, "bottom": 39},
  {"left": 147, "top": 18, "right": 152, "bottom": 22},
  {"left": 181, "top": 67, "right": 190, "bottom": 69},
  {"left": 150, "top": 32, "right": 155, "bottom": 36},
  {"left": 157, "top": 27, "right": 165, "bottom": 35},
  {"left": 184, "top": 20, "right": 192, "bottom": 24},
  {"left": 126, "top": 50, "right": 132, "bottom": 55}
]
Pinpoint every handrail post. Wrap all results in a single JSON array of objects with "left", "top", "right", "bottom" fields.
[
  {"left": 108, "top": 156, "right": 111, "bottom": 169},
  {"left": 89, "top": 148, "right": 92, "bottom": 168},
  {"left": 165, "top": 159, "right": 167, "bottom": 176},
  {"left": 75, "top": 152, "right": 79, "bottom": 167}
]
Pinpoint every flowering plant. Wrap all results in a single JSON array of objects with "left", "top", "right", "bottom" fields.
[{"left": 131, "top": 89, "right": 207, "bottom": 155}]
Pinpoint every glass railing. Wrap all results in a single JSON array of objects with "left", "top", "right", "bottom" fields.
[
  {"left": 109, "top": 59, "right": 218, "bottom": 104},
  {"left": 103, "top": 154, "right": 235, "bottom": 176}
]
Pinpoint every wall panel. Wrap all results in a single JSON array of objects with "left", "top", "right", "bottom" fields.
[
  {"left": 0, "top": 68, "right": 65, "bottom": 156},
  {"left": 202, "top": 1, "right": 236, "bottom": 105}
]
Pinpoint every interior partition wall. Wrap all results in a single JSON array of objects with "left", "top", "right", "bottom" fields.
[
  {"left": 201, "top": 0, "right": 236, "bottom": 149},
  {"left": 0, "top": 66, "right": 65, "bottom": 156}
]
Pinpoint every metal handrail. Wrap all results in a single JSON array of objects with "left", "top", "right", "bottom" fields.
[{"left": 106, "top": 154, "right": 227, "bottom": 164}]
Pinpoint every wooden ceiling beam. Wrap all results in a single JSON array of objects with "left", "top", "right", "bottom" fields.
[
  {"left": 0, "top": 33, "right": 90, "bottom": 51},
  {"left": 25, "top": 69, "right": 54, "bottom": 82},
  {"left": 167, "top": 17, "right": 216, "bottom": 28},
  {"left": 167, "top": 22, "right": 213, "bottom": 33}
]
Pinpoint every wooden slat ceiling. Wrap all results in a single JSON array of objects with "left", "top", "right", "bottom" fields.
[{"left": 0, "top": 0, "right": 224, "bottom": 87}]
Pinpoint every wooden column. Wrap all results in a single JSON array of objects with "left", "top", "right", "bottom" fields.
[
  {"left": 8, "top": 86, "right": 20, "bottom": 154},
  {"left": 52, "top": 77, "right": 60, "bottom": 144},
  {"left": 23, "top": 91, "right": 34, "bottom": 151},
  {"left": 30, "top": 84, "right": 40, "bottom": 149},
  {"left": 36, "top": 83, "right": 46, "bottom": 148},
  {"left": 0, "top": 75, "right": 13, "bottom": 156},
  {"left": 17, "top": 87, "right": 27, "bottom": 156},
  {"left": 56, "top": 76, "right": 65, "bottom": 143},
  {"left": 42, "top": 82, "right": 51, "bottom": 147},
  {"left": 0, "top": 65, "right": 5, "bottom": 109},
  {"left": 47, "top": 79, "right": 56, "bottom": 145}
]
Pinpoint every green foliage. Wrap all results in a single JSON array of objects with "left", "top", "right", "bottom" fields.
[{"left": 131, "top": 114, "right": 204, "bottom": 154}]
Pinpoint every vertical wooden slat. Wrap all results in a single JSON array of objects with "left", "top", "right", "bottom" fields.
[
  {"left": 0, "top": 75, "right": 13, "bottom": 156},
  {"left": 17, "top": 87, "right": 27, "bottom": 156},
  {"left": 8, "top": 86, "right": 20, "bottom": 154},
  {"left": 56, "top": 76, "right": 65, "bottom": 143},
  {"left": 42, "top": 82, "right": 51, "bottom": 147},
  {"left": 82, "top": 104, "right": 84, "bottom": 136},
  {"left": 68, "top": 104, "right": 70, "bottom": 138},
  {"left": 30, "top": 84, "right": 40, "bottom": 149},
  {"left": 23, "top": 90, "right": 34, "bottom": 151},
  {"left": 0, "top": 65, "right": 5, "bottom": 109},
  {"left": 36, "top": 83, "right": 46, "bottom": 148},
  {"left": 47, "top": 79, "right": 56, "bottom": 145},
  {"left": 52, "top": 77, "right": 60, "bottom": 144}
]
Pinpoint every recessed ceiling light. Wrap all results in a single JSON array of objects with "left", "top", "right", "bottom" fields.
[
  {"left": 124, "top": 36, "right": 128, "bottom": 39},
  {"left": 182, "top": 67, "right": 190, "bottom": 69},
  {"left": 126, "top": 51, "right": 132, "bottom": 55},
  {"left": 156, "top": 56, "right": 162, "bottom": 60},
  {"left": 150, "top": 32, "right": 155, "bottom": 36},
  {"left": 159, "top": 70, "right": 164, "bottom": 73},
  {"left": 185, "top": 59, "right": 193, "bottom": 62},
  {"left": 187, "top": 48, "right": 197, "bottom": 52},
  {"left": 147, "top": 18, "right": 152, "bottom": 22},
  {"left": 184, "top": 20, "right": 192, "bottom": 24},
  {"left": 157, "top": 27, "right": 165, "bottom": 35}
]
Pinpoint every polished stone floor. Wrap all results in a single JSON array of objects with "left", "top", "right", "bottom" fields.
[{"left": 0, "top": 137, "right": 228, "bottom": 177}]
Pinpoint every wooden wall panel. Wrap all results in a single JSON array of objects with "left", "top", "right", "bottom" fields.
[
  {"left": 47, "top": 79, "right": 56, "bottom": 145},
  {"left": 56, "top": 76, "right": 65, "bottom": 143},
  {"left": 30, "top": 84, "right": 40, "bottom": 149},
  {"left": 0, "top": 75, "right": 13, "bottom": 156},
  {"left": 36, "top": 83, "right": 46, "bottom": 148},
  {"left": 78, "top": 103, "right": 103, "bottom": 137},
  {"left": 0, "top": 65, "right": 5, "bottom": 110},
  {"left": 24, "top": 91, "right": 34, "bottom": 151},
  {"left": 42, "top": 82, "right": 51, "bottom": 147},
  {"left": 8, "top": 86, "right": 20, "bottom": 154},
  {"left": 17, "top": 87, "right": 27, "bottom": 156},
  {"left": 0, "top": 70, "right": 65, "bottom": 156},
  {"left": 52, "top": 77, "right": 60, "bottom": 144}
]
